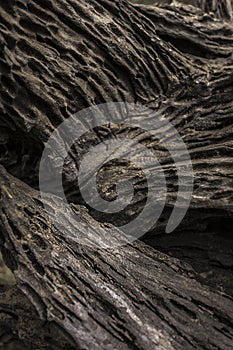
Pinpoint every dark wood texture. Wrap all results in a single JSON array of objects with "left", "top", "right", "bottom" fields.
[
  {"left": 1, "top": 166, "right": 233, "bottom": 349},
  {"left": 0, "top": 0, "right": 233, "bottom": 349}
]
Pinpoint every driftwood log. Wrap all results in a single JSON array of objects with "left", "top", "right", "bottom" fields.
[{"left": 0, "top": 0, "right": 233, "bottom": 349}]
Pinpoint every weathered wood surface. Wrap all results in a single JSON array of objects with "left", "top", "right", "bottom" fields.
[
  {"left": 0, "top": 0, "right": 233, "bottom": 349},
  {"left": 1, "top": 166, "right": 233, "bottom": 350},
  {"left": 196, "top": 0, "right": 233, "bottom": 19}
]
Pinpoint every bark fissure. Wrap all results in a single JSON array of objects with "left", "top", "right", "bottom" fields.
[{"left": 0, "top": 0, "right": 233, "bottom": 349}]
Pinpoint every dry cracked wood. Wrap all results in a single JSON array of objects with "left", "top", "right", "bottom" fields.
[
  {"left": 0, "top": 0, "right": 233, "bottom": 349},
  {"left": 1, "top": 166, "right": 233, "bottom": 349},
  {"left": 196, "top": 0, "right": 233, "bottom": 19}
]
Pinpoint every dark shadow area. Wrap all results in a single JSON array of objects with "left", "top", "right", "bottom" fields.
[{"left": 142, "top": 208, "right": 233, "bottom": 296}]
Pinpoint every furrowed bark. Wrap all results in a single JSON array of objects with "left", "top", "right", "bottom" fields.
[
  {"left": 196, "top": 0, "right": 233, "bottom": 19},
  {"left": 0, "top": 285, "right": 76, "bottom": 350},
  {"left": 1, "top": 166, "right": 233, "bottom": 350},
  {"left": 0, "top": 0, "right": 233, "bottom": 349}
]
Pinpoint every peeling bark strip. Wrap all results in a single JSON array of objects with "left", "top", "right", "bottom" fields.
[{"left": 0, "top": 0, "right": 233, "bottom": 349}]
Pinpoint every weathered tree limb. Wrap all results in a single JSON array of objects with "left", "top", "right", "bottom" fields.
[
  {"left": 1, "top": 0, "right": 233, "bottom": 197},
  {"left": 1, "top": 165, "right": 233, "bottom": 349},
  {"left": 0, "top": 0, "right": 233, "bottom": 349}
]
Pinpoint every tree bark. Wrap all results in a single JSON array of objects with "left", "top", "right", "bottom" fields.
[
  {"left": 0, "top": 0, "right": 233, "bottom": 349},
  {"left": 1, "top": 165, "right": 233, "bottom": 350},
  {"left": 196, "top": 0, "right": 233, "bottom": 19}
]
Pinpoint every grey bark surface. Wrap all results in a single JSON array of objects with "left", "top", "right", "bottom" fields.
[
  {"left": 0, "top": 0, "right": 233, "bottom": 349},
  {"left": 1, "top": 166, "right": 233, "bottom": 350}
]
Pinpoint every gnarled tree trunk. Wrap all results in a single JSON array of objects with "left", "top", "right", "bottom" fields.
[{"left": 0, "top": 0, "right": 233, "bottom": 349}]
